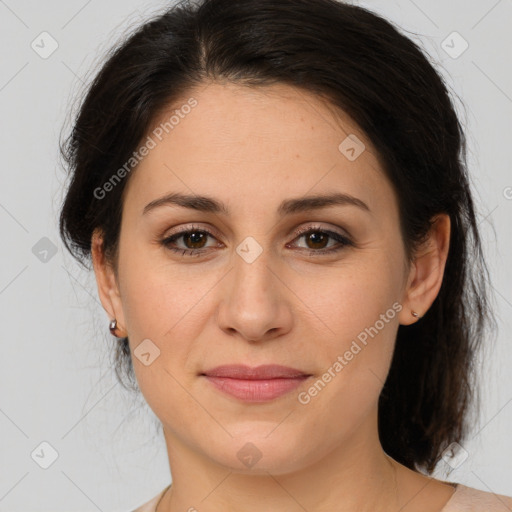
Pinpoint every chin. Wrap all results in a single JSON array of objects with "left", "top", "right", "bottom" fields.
[{"left": 205, "top": 429, "right": 321, "bottom": 476}]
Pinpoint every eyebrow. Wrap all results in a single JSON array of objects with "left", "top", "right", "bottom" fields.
[{"left": 142, "top": 191, "right": 370, "bottom": 217}]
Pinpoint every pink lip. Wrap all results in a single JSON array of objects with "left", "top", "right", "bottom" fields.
[{"left": 201, "top": 364, "right": 311, "bottom": 402}]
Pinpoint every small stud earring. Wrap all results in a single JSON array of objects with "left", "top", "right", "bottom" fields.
[
  {"left": 109, "top": 319, "right": 118, "bottom": 336},
  {"left": 411, "top": 310, "right": 420, "bottom": 318}
]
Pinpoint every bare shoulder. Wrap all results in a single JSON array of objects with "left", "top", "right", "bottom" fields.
[
  {"left": 443, "top": 484, "right": 512, "bottom": 511},
  {"left": 130, "top": 486, "right": 168, "bottom": 512},
  {"left": 392, "top": 461, "right": 511, "bottom": 512}
]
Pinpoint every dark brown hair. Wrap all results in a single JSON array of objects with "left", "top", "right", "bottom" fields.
[{"left": 59, "top": 0, "right": 493, "bottom": 473}]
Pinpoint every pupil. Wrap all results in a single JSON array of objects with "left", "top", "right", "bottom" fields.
[
  {"left": 308, "top": 232, "right": 327, "bottom": 249},
  {"left": 186, "top": 232, "right": 206, "bottom": 248},
  {"left": 182, "top": 231, "right": 329, "bottom": 250}
]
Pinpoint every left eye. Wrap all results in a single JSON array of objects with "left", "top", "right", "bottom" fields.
[
  {"left": 290, "top": 228, "right": 353, "bottom": 253},
  {"left": 162, "top": 229, "right": 219, "bottom": 255},
  {"left": 161, "top": 226, "right": 353, "bottom": 257}
]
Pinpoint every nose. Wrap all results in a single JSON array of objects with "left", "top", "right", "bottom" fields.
[{"left": 215, "top": 246, "right": 293, "bottom": 343}]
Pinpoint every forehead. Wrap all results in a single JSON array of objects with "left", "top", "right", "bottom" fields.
[{"left": 122, "top": 81, "right": 396, "bottom": 220}]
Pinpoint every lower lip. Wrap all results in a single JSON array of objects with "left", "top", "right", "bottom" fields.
[{"left": 203, "top": 375, "right": 310, "bottom": 402}]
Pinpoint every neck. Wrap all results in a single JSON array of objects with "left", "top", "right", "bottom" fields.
[{"left": 159, "top": 410, "right": 401, "bottom": 512}]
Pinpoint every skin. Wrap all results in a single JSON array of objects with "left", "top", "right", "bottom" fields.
[{"left": 92, "top": 81, "right": 454, "bottom": 511}]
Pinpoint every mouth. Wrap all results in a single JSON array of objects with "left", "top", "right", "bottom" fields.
[{"left": 200, "top": 364, "right": 312, "bottom": 402}]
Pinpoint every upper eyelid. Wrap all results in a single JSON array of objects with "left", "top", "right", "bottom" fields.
[
  {"left": 163, "top": 223, "right": 352, "bottom": 245},
  {"left": 162, "top": 229, "right": 352, "bottom": 262}
]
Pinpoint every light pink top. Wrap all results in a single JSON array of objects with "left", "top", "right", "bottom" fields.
[
  {"left": 131, "top": 483, "right": 512, "bottom": 512},
  {"left": 441, "top": 484, "right": 512, "bottom": 511}
]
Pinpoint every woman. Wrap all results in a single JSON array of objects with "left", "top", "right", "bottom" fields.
[{"left": 58, "top": 0, "right": 512, "bottom": 510}]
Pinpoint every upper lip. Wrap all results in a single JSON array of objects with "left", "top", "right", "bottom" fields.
[{"left": 201, "top": 364, "right": 310, "bottom": 380}]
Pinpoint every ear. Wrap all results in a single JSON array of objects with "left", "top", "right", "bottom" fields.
[
  {"left": 91, "top": 228, "right": 128, "bottom": 337},
  {"left": 398, "top": 214, "right": 451, "bottom": 326}
]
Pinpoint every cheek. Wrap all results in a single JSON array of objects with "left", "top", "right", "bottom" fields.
[
  {"left": 292, "top": 254, "right": 402, "bottom": 346},
  {"left": 117, "top": 242, "right": 219, "bottom": 341},
  {"left": 117, "top": 252, "right": 219, "bottom": 423},
  {"left": 292, "top": 256, "right": 402, "bottom": 411},
  {"left": 119, "top": 228, "right": 402, "bottom": 408}
]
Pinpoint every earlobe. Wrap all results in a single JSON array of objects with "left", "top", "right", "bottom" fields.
[
  {"left": 91, "top": 228, "right": 127, "bottom": 337},
  {"left": 398, "top": 214, "right": 451, "bottom": 326}
]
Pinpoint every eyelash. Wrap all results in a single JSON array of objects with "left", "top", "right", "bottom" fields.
[{"left": 160, "top": 224, "right": 354, "bottom": 257}]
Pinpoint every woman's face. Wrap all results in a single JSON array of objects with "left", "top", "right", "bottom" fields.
[{"left": 96, "top": 81, "right": 418, "bottom": 474}]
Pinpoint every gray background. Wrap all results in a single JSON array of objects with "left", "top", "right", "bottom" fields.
[{"left": 0, "top": 0, "right": 511, "bottom": 510}]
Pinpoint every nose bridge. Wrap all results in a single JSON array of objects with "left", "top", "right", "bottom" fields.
[
  {"left": 231, "top": 236, "right": 277, "bottom": 309},
  {"left": 216, "top": 234, "right": 290, "bottom": 340}
]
